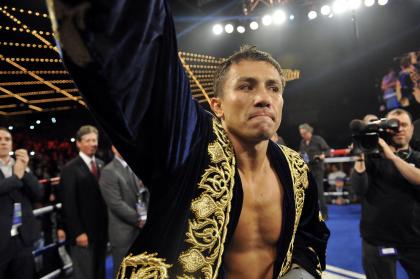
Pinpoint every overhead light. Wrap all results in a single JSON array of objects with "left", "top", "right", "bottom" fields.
[
  {"left": 8, "top": 126, "right": 13, "bottom": 130},
  {"left": 9, "top": 151, "right": 14, "bottom": 156},
  {"left": 212, "top": 24, "right": 223, "bottom": 35},
  {"left": 364, "top": 0, "right": 375, "bottom": 6},
  {"left": 262, "top": 15, "right": 273, "bottom": 26},
  {"left": 308, "top": 10, "right": 318, "bottom": 20},
  {"left": 36, "top": 120, "right": 41, "bottom": 124},
  {"left": 321, "top": 5, "right": 331, "bottom": 15},
  {"left": 30, "top": 125, "right": 34, "bottom": 130},
  {"left": 51, "top": 117, "right": 57, "bottom": 123},
  {"left": 30, "top": 151, "right": 35, "bottom": 156},
  {"left": 378, "top": 0, "right": 388, "bottom": 5},
  {"left": 250, "top": 21, "right": 259, "bottom": 30},
  {"left": 237, "top": 25, "right": 245, "bottom": 33},
  {"left": 71, "top": 138, "right": 75, "bottom": 142},
  {"left": 348, "top": 0, "right": 361, "bottom": 9},
  {"left": 289, "top": 14, "right": 295, "bottom": 20},
  {"left": 273, "top": 10, "right": 287, "bottom": 24},
  {"left": 224, "top": 24, "right": 234, "bottom": 34},
  {"left": 333, "top": 0, "right": 348, "bottom": 14}
]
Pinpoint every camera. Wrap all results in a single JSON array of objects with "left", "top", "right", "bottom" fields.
[{"left": 349, "top": 118, "right": 400, "bottom": 154}]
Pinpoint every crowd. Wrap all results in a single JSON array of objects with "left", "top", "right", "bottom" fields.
[
  {"left": 12, "top": 133, "right": 76, "bottom": 179},
  {"left": 379, "top": 50, "right": 420, "bottom": 114}
]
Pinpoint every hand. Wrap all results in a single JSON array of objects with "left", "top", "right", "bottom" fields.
[
  {"left": 378, "top": 138, "right": 397, "bottom": 161},
  {"left": 13, "top": 149, "right": 29, "bottom": 179},
  {"left": 138, "top": 219, "right": 146, "bottom": 228},
  {"left": 76, "top": 233, "right": 89, "bottom": 247},
  {"left": 353, "top": 153, "right": 365, "bottom": 173},
  {"left": 57, "top": 229, "right": 66, "bottom": 242}
]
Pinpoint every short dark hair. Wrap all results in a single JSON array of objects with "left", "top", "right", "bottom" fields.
[
  {"left": 386, "top": 108, "right": 413, "bottom": 123},
  {"left": 0, "top": 127, "right": 10, "bottom": 133},
  {"left": 212, "top": 45, "right": 285, "bottom": 97},
  {"left": 75, "top": 125, "right": 98, "bottom": 141}
]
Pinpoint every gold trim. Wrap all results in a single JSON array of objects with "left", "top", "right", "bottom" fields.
[
  {"left": 118, "top": 252, "right": 172, "bottom": 279},
  {"left": 278, "top": 146, "right": 309, "bottom": 277},
  {"left": 178, "top": 118, "right": 236, "bottom": 278}
]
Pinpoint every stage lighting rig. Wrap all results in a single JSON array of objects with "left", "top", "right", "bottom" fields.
[{"left": 243, "top": 0, "right": 289, "bottom": 15}]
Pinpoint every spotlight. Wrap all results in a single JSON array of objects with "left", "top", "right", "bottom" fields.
[
  {"left": 225, "top": 24, "right": 234, "bottom": 34},
  {"left": 250, "top": 21, "right": 259, "bottom": 30},
  {"left": 378, "top": 0, "right": 388, "bottom": 5},
  {"left": 364, "top": 0, "right": 375, "bottom": 6},
  {"left": 321, "top": 5, "right": 331, "bottom": 15},
  {"left": 36, "top": 120, "right": 41, "bottom": 124},
  {"left": 30, "top": 125, "right": 34, "bottom": 130},
  {"left": 71, "top": 138, "right": 75, "bottom": 142},
  {"left": 8, "top": 126, "right": 13, "bottom": 130},
  {"left": 212, "top": 24, "right": 223, "bottom": 35},
  {"left": 237, "top": 25, "right": 245, "bottom": 33},
  {"left": 51, "top": 117, "right": 57, "bottom": 123},
  {"left": 30, "top": 151, "right": 35, "bottom": 156},
  {"left": 262, "top": 15, "right": 273, "bottom": 26},
  {"left": 348, "top": 0, "right": 361, "bottom": 9},
  {"left": 333, "top": 0, "right": 348, "bottom": 14},
  {"left": 273, "top": 10, "right": 286, "bottom": 24},
  {"left": 289, "top": 14, "right": 295, "bottom": 20},
  {"left": 308, "top": 10, "right": 317, "bottom": 20}
]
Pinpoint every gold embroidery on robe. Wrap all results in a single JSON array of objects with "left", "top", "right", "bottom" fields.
[
  {"left": 178, "top": 118, "right": 236, "bottom": 279},
  {"left": 118, "top": 252, "right": 172, "bottom": 279},
  {"left": 278, "top": 145, "right": 309, "bottom": 277}
]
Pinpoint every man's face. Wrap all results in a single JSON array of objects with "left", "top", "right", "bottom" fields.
[
  {"left": 76, "top": 132, "right": 98, "bottom": 157},
  {"left": 0, "top": 130, "right": 12, "bottom": 159},
  {"left": 388, "top": 113, "right": 413, "bottom": 148},
  {"left": 299, "top": 128, "right": 312, "bottom": 141},
  {"left": 211, "top": 60, "right": 284, "bottom": 143}
]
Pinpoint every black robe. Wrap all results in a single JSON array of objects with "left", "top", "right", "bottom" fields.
[{"left": 47, "top": 0, "right": 330, "bottom": 278}]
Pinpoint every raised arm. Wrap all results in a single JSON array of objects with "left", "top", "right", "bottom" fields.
[{"left": 47, "top": 0, "right": 207, "bottom": 184}]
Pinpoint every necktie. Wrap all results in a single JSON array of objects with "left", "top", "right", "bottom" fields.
[{"left": 90, "top": 160, "right": 98, "bottom": 179}]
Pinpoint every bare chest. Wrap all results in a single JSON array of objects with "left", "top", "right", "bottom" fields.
[{"left": 232, "top": 169, "right": 284, "bottom": 249}]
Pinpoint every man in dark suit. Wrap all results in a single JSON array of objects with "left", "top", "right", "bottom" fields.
[
  {"left": 60, "top": 125, "right": 107, "bottom": 279},
  {"left": 0, "top": 127, "right": 43, "bottom": 279},
  {"left": 99, "top": 146, "right": 149, "bottom": 277}
]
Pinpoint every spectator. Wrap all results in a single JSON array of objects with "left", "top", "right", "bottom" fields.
[
  {"left": 381, "top": 68, "right": 399, "bottom": 111},
  {"left": 60, "top": 125, "right": 107, "bottom": 279},
  {"left": 398, "top": 56, "right": 414, "bottom": 107},
  {"left": 99, "top": 146, "right": 149, "bottom": 278},
  {"left": 299, "top": 123, "right": 331, "bottom": 220},
  {"left": 327, "top": 164, "right": 346, "bottom": 188},
  {"left": 0, "top": 127, "right": 43, "bottom": 279}
]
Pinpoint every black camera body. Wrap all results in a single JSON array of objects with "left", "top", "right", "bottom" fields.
[{"left": 350, "top": 118, "right": 400, "bottom": 154}]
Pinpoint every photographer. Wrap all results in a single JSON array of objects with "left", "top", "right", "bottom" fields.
[{"left": 351, "top": 109, "right": 420, "bottom": 279}]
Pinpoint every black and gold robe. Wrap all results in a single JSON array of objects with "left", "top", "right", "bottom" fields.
[{"left": 47, "top": 0, "right": 330, "bottom": 278}]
